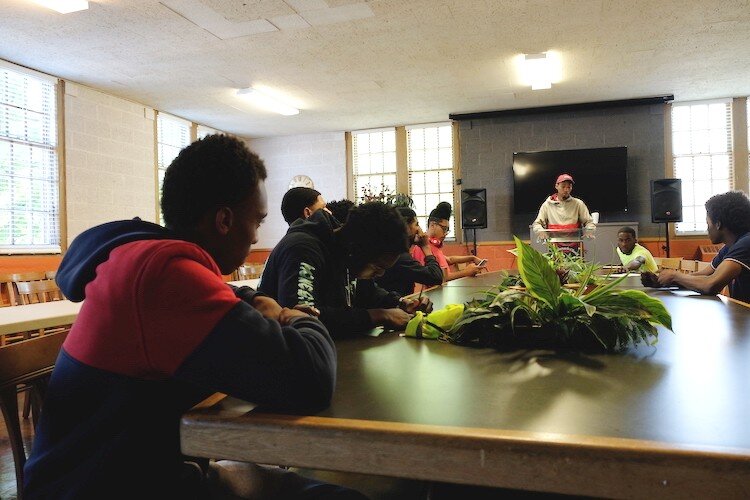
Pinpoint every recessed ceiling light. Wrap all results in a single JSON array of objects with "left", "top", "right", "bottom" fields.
[
  {"left": 32, "top": 0, "right": 89, "bottom": 14},
  {"left": 522, "top": 53, "right": 553, "bottom": 90},
  {"left": 236, "top": 88, "right": 300, "bottom": 116}
]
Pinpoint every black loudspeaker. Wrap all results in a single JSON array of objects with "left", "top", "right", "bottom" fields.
[
  {"left": 461, "top": 188, "right": 488, "bottom": 229},
  {"left": 651, "top": 179, "right": 683, "bottom": 223}
]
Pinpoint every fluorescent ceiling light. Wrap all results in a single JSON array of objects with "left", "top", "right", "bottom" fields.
[
  {"left": 32, "top": 0, "right": 89, "bottom": 14},
  {"left": 522, "top": 53, "right": 553, "bottom": 90},
  {"left": 236, "top": 88, "right": 300, "bottom": 116}
]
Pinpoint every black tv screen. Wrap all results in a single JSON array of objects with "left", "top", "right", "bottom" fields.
[{"left": 512, "top": 147, "right": 628, "bottom": 215}]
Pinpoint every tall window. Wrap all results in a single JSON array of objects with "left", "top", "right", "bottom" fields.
[
  {"left": 407, "top": 123, "right": 455, "bottom": 232},
  {"left": 156, "top": 113, "right": 191, "bottom": 223},
  {"left": 672, "top": 100, "right": 733, "bottom": 234},
  {"left": 351, "top": 128, "right": 397, "bottom": 203},
  {"left": 0, "top": 62, "right": 59, "bottom": 253}
]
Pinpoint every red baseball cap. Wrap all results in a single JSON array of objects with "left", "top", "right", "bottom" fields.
[{"left": 556, "top": 173, "right": 574, "bottom": 184}]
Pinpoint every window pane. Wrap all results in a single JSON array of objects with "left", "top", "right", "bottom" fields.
[
  {"left": 709, "top": 128, "right": 728, "bottom": 154},
  {"left": 672, "top": 101, "right": 733, "bottom": 235},
  {"left": 424, "top": 171, "right": 439, "bottom": 193},
  {"left": 410, "top": 172, "right": 425, "bottom": 194},
  {"left": 157, "top": 114, "right": 191, "bottom": 224},
  {"left": 0, "top": 64, "right": 59, "bottom": 252}
]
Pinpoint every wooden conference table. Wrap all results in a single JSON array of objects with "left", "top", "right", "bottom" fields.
[{"left": 180, "top": 274, "right": 750, "bottom": 498}]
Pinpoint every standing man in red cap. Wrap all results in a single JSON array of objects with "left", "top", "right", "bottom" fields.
[{"left": 532, "top": 173, "right": 596, "bottom": 249}]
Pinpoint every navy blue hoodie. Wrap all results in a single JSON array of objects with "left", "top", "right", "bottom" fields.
[
  {"left": 259, "top": 211, "right": 401, "bottom": 338},
  {"left": 24, "top": 218, "right": 336, "bottom": 499}
]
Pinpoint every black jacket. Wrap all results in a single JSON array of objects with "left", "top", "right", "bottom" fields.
[
  {"left": 375, "top": 250, "right": 443, "bottom": 296},
  {"left": 259, "top": 211, "right": 401, "bottom": 337}
]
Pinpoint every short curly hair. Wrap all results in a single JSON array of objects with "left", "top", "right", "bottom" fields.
[
  {"left": 326, "top": 199, "right": 355, "bottom": 224},
  {"left": 339, "top": 202, "right": 409, "bottom": 262},
  {"left": 705, "top": 191, "right": 750, "bottom": 235},
  {"left": 161, "top": 134, "right": 267, "bottom": 231}
]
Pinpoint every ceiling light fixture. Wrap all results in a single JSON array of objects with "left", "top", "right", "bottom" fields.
[
  {"left": 522, "top": 53, "right": 553, "bottom": 90},
  {"left": 32, "top": 0, "right": 89, "bottom": 14},
  {"left": 236, "top": 88, "right": 300, "bottom": 116}
]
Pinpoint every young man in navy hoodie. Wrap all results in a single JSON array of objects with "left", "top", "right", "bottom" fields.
[{"left": 24, "top": 135, "right": 364, "bottom": 499}]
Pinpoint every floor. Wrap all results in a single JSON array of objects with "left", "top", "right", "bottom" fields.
[{"left": 0, "top": 394, "right": 33, "bottom": 500}]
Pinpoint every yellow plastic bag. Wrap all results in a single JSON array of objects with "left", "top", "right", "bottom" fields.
[{"left": 404, "top": 303, "right": 465, "bottom": 339}]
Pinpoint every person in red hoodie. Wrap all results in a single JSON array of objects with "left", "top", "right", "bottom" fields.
[{"left": 24, "top": 134, "right": 365, "bottom": 499}]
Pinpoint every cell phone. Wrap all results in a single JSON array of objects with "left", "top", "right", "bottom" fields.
[{"left": 477, "top": 259, "right": 487, "bottom": 267}]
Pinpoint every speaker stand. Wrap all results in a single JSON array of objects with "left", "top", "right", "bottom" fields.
[
  {"left": 471, "top": 228, "right": 477, "bottom": 256},
  {"left": 664, "top": 222, "right": 671, "bottom": 257}
]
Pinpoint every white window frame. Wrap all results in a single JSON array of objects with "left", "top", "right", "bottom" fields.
[
  {"left": 351, "top": 127, "right": 398, "bottom": 204},
  {"left": 348, "top": 123, "right": 458, "bottom": 241},
  {"left": 671, "top": 99, "right": 734, "bottom": 235},
  {"left": 156, "top": 112, "right": 192, "bottom": 224},
  {"left": 0, "top": 60, "right": 61, "bottom": 254},
  {"left": 406, "top": 122, "right": 456, "bottom": 238}
]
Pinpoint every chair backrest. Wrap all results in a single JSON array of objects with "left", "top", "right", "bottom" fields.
[
  {"left": 5, "top": 273, "right": 49, "bottom": 307},
  {"left": 15, "top": 280, "right": 64, "bottom": 305},
  {"left": 238, "top": 263, "right": 265, "bottom": 279},
  {"left": 0, "top": 330, "right": 68, "bottom": 499},
  {"left": 679, "top": 260, "right": 698, "bottom": 273},
  {"left": 655, "top": 257, "right": 682, "bottom": 270}
]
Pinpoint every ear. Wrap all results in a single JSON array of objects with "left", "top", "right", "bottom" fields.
[
  {"left": 214, "top": 206, "right": 234, "bottom": 236},
  {"left": 303, "top": 207, "right": 312, "bottom": 218}
]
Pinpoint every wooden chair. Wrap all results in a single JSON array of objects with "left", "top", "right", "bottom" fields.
[
  {"left": 5, "top": 272, "right": 48, "bottom": 307},
  {"left": 679, "top": 260, "right": 698, "bottom": 273},
  {"left": 655, "top": 257, "right": 682, "bottom": 271},
  {"left": 15, "top": 280, "right": 65, "bottom": 305},
  {"left": 0, "top": 330, "right": 68, "bottom": 500},
  {"left": 238, "top": 263, "right": 265, "bottom": 279}
]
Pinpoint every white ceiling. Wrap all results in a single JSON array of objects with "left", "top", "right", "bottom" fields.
[{"left": 2, "top": 0, "right": 749, "bottom": 138}]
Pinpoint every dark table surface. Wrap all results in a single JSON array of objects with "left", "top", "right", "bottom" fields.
[
  {"left": 182, "top": 276, "right": 750, "bottom": 496},
  {"left": 319, "top": 284, "right": 750, "bottom": 450}
]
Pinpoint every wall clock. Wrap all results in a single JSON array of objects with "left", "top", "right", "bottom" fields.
[{"left": 289, "top": 174, "right": 314, "bottom": 189}]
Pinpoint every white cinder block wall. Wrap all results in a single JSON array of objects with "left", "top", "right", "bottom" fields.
[
  {"left": 61, "top": 80, "right": 349, "bottom": 250},
  {"left": 64, "top": 82, "right": 157, "bottom": 245},
  {"left": 248, "top": 132, "right": 347, "bottom": 249}
]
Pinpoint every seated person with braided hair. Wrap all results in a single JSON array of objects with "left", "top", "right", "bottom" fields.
[
  {"left": 260, "top": 201, "right": 431, "bottom": 338},
  {"left": 644, "top": 191, "right": 750, "bottom": 303},
  {"left": 376, "top": 207, "right": 444, "bottom": 296}
]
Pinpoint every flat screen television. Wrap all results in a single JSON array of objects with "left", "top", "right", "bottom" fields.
[{"left": 512, "top": 147, "right": 628, "bottom": 215}]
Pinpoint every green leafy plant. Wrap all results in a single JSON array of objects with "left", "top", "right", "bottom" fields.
[{"left": 441, "top": 236, "right": 672, "bottom": 352}]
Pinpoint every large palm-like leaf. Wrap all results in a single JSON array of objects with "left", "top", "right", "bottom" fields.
[{"left": 440, "top": 237, "right": 673, "bottom": 352}]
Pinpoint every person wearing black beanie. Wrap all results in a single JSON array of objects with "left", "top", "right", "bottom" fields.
[{"left": 413, "top": 202, "right": 487, "bottom": 282}]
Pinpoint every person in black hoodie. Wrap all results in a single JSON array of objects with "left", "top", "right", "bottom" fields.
[
  {"left": 259, "top": 202, "right": 431, "bottom": 338},
  {"left": 24, "top": 134, "right": 365, "bottom": 499},
  {"left": 376, "top": 207, "right": 444, "bottom": 296}
]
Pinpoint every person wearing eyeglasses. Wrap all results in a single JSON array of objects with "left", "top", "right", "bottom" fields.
[{"left": 412, "top": 201, "right": 486, "bottom": 282}]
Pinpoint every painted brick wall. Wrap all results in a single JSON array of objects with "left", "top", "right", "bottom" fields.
[
  {"left": 458, "top": 104, "right": 666, "bottom": 240},
  {"left": 248, "top": 132, "right": 347, "bottom": 248},
  {"left": 64, "top": 82, "right": 156, "bottom": 245}
]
